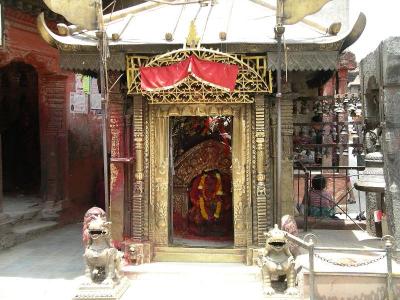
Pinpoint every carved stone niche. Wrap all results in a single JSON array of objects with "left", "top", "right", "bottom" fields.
[
  {"left": 173, "top": 140, "right": 232, "bottom": 224},
  {"left": 364, "top": 76, "right": 380, "bottom": 130}
]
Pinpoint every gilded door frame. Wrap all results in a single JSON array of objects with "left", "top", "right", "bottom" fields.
[{"left": 148, "top": 103, "right": 251, "bottom": 247}]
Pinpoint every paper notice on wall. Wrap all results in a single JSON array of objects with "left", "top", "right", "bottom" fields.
[
  {"left": 75, "top": 74, "right": 83, "bottom": 94},
  {"left": 90, "top": 93, "right": 102, "bottom": 110},
  {"left": 70, "top": 92, "right": 88, "bottom": 113},
  {"left": 91, "top": 78, "right": 99, "bottom": 94},
  {"left": 82, "top": 75, "right": 91, "bottom": 94}
]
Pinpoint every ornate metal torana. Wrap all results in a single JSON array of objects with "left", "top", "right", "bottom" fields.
[{"left": 126, "top": 48, "right": 272, "bottom": 104}]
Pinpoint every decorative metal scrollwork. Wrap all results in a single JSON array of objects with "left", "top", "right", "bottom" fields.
[{"left": 126, "top": 48, "right": 272, "bottom": 104}]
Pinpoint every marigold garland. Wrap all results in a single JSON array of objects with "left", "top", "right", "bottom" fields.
[
  {"left": 197, "top": 173, "right": 224, "bottom": 220},
  {"left": 199, "top": 196, "right": 208, "bottom": 220}
]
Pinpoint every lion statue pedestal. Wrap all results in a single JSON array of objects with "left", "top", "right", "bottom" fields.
[{"left": 73, "top": 208, "right": 130, "bottom": 300}]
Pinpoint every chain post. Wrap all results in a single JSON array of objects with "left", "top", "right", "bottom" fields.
[
  {"left": 383, "top": 235, "right": 395, "bottom": 300},
  {"left": 304, "top": 171, "right": 309, "bottom": 232},
  {"left": 305, "top": 234, "right": 317, "bottom": 300}
]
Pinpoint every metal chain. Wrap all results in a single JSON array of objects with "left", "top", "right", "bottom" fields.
[{"left": 314, "top": 252, "right": 387, "bottom": 267}]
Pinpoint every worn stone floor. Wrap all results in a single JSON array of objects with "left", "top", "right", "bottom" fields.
[
  {"left": 0, "top": 223, "right": 395, "bottom": 300},
  {"left": 0, "top": 223, "right": 84, "bottom": 300},
  {"left": 2, "top": 194, "right": 42, "bottom": 218}
]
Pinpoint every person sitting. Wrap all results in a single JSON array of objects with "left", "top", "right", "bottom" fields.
[
  {"left": 308, "top": 175, "right": 336, "bottom": 218},
  {"left": 311, "top": 114, "right": 323, "bottom": 164}
]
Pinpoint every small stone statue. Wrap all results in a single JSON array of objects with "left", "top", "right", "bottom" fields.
[
  {"left": 128, "top": 244, "right": 144, "bottom": 265},
  {"left": 74, "top": 209, "right": 129, "bottom": 300},
  {"left": 84, "top": 216, "right": 123, "bottom": 284},
  {"left": 258, "top": 224, "right": 298, "bottom": 295}
]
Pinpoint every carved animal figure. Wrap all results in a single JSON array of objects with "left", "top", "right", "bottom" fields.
[
  {"left": 84, "top": 217, "right": 123, "bottom": 284},
  {"left": 128, "top": 244, "right": 144, "bottom": 265},
  {"left": 82, "top": 207, "right": 106, "bottom": 247},
  {"left": 258, "top": 224, "right": 298, "bottom": 295}
]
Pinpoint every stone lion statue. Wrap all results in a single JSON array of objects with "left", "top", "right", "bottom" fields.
[
  {"left": 84, "top": 216, "right": 123, "bottom": 285},
  {"left": 258, "top": 224, "right": 298, "bottom": 295},
  {"left": 82, "top": 207, "right": 106, "bottom": 248}
]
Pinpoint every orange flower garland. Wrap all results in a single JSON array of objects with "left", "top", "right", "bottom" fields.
[{"left": 198, "top": 173, "right": 223, "bottom": 220}]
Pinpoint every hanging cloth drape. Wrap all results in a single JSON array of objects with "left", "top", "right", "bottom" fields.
[{"left": 140, "top": 55, "right": 239, "bottom": 92}]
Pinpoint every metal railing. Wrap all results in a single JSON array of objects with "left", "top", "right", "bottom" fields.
[
  {"left": 284, "top": 232, "right": 397, "bottom": 300},
  {"left": 294, "top": 161, "right": 366, "bottom": 231}
]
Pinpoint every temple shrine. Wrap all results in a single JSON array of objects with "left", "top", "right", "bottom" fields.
[{"left": 38, "top": 0, "right": 366, "bottom": 263}]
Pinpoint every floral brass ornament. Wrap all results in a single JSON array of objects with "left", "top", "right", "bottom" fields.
[{"left": 126, "top": 48, "right": 271, "bottom": 104}]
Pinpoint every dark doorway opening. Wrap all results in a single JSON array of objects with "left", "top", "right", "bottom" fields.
[
  {"left": 170, "top": 116, "right": 233, "bottom": 247},
  {"left": 0, "top": 62, "right": 41, "bottom": 198}
]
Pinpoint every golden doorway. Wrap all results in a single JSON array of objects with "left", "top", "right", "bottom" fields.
[
  {"left": 171, "top": 116, "right": 233, "bottom": 247},
  {"left": 148, "top": 104, "right": 251, "bottom": 248}
]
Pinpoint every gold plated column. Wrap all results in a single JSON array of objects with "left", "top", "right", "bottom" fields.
[
  {"left": 132, "top": 96, "right": 145, "bottom": 240},
  {"left": 150, "top": 106, "right": 169, "bottom": 246},
  {"left": 254, "top": 95, "right": 268, "bottom": 245}
]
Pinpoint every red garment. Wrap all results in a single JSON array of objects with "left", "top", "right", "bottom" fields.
[{"left": 309, "top": 190, "right": 334, "bottom": 208}]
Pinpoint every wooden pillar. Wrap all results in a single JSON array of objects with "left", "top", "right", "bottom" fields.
[
  {"left": 0, "top": 134, "right": 3, "bottom": 214},
  {"left": 40, "top": 74, "right": 71, "bottom": 216},
  {"left": 280, "top": 95, "right": 295, "bottom": 217},
  {"left": 108, "top": 72, "right": 126, "bottom": 241},
  {"left": 271, "top": 94, "right": 295, "bottom": 220},
  {"left": 338, "top": 68, "right": 348, "bottom": 95}
]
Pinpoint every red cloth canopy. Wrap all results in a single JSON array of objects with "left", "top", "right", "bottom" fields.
[{"left": 140, "top": 55, "right": 239, "bottom": 92}]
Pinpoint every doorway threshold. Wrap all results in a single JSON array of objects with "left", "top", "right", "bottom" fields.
[
  {"left": 153, "top": 246, "right": 246, "bottom": 263},
  {"left": 172, "top": 237, "right": 233, "bottom": 248}
]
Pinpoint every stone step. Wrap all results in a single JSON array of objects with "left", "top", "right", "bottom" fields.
[
  {"left": 7, "top": 208, "right": 42, "bottom": 225},
  {"left": 124, "top": 262, "right": 260, "bottom": 282},
  {"left": 122, "top": 281, "right": 268, "bottom": 300},
  {"left": 13, "top": 221, "right": 58, "bottom": 244},
  {"left": 296, "top": 216, "right": 366, "bottom": 230},
  {"left": 122, "top": 262, "right": 303, "bottom": 300},
  {"left": 153, "top": 247, "right": 246, "bottom": 263}
]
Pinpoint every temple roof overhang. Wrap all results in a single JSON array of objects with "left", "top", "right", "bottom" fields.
[{"left": 37, "top": 0, "right": 366, "bottom": 72}]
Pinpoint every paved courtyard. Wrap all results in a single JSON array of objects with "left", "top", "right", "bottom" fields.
[
  {"left": 0, "top": 222, "right": 393, "bottom": 300},
  {"left": 0, "top": 224, "right": 84, "bottom": 300}
]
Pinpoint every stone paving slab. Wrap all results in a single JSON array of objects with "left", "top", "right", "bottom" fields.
[{"left": 0, "top": 224, "right": 390, "bottom": 300}]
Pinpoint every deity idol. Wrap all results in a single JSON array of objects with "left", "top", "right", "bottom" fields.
[{"left": 188, "top": 170, "right": 232, "bottom": 237}]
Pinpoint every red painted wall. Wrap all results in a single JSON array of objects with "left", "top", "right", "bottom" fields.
[{"left": 0, "top": 7, "right": 103, "bottom": 223}]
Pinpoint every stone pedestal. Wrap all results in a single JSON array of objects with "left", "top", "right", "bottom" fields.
[
  {"left": 354, "top": 152, "right": 385, "bottom": 237},
  {"left": 73, "top": 277, "right": 130, "bottom": 300}
]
